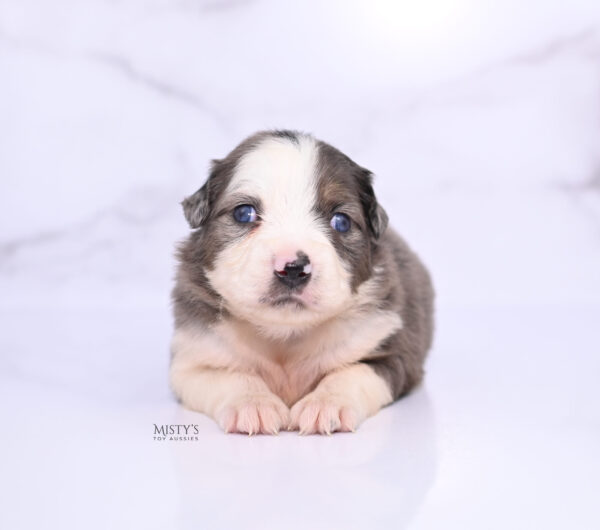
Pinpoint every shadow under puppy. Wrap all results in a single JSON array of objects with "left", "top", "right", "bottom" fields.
[{"left": 170, "top": 130, "right": 434, "bottom": 435}]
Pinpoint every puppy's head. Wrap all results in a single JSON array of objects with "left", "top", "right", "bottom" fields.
[{"left": 181, "top": 130, "right": 387, "bottom": 333}]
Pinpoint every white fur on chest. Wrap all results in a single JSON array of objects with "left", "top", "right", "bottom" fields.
[{"left": 172, "top": 302, "right": 401, "bottom": 406}]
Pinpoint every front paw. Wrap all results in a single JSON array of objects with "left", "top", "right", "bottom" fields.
[
  {"left": 290, "top": 392, "right": 361, "bottom": 435},
  {"left": 216, "top": 393, "right": 290, "bottom": 435}
]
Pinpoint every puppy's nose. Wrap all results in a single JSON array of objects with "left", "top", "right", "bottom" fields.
[{"left": 274, "top": 252, "right": 312, "bottom": 289}]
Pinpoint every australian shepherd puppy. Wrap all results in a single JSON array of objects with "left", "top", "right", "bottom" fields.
[{"left": 170, "top": 130, "right": 434, "bottom": 435}]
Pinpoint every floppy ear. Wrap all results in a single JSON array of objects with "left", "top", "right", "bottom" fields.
[
  {"left": 181, "top": 182, "right": 210, "bottom": 229},
  {"left": 358, "top": 169, "right": 389, "bottom": 240},
  {"left": 181, "top": 158, "right": 227, "bottom": 229},
  {"left": 368, "top": 199, "right": 389, "bottom": 240}
]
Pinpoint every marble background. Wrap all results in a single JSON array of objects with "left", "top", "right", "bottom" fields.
[{"left": 1, "top": 1, "right": 599, "bottom": 529}]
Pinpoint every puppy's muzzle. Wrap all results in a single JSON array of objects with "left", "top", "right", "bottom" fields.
[{"left": 274, "top": 252, "right": 312, "bottom": 289}]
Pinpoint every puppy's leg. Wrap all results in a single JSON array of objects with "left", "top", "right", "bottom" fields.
[
  {"left": 290, "top": 364, "right": 393, "bottom": 435},
  {"left": 170, "top": 326, "right": 289, "bottom": 434},
  {"left": 171, "top": 364, "right": 289, "bottom": 435}
]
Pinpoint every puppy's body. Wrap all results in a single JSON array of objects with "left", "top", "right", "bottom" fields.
[{"left": 170, "top": 131, "right": 434, "bottom": 434}]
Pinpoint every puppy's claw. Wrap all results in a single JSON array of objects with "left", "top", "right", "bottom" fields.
[
  {"left": 216, "top": 394, "right": 289, "bottom": 435},
  {"left": 290, "top": 393, "right": 363, "bottom": 435}
]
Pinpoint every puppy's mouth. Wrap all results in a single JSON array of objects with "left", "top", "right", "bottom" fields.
[{"left": 263, "top": 295, "right": 307, "bottom": 309}]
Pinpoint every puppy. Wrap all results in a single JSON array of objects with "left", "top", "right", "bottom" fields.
[{"left": 170, "top": 130, "right": 434, "bottom": 435}]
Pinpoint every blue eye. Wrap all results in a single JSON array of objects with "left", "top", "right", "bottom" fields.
[
  {"left": 330, "top": 212, "right": 351, "bottom": 233},
  {"left": 233, "top": 204, "right": 257, "bottom": 223}
]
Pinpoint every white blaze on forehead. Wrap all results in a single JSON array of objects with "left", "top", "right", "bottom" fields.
[{"left": 227, "top": 135, "right": 320, "bottom": 236}]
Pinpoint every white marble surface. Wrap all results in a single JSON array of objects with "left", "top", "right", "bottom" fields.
[{"left": 1, "top": 1, "right": 600, "bottom": 529}]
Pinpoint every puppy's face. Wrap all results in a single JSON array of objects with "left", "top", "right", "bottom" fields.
[{"left": 182, "top": 131, "right": 387, "bottom": 333}]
